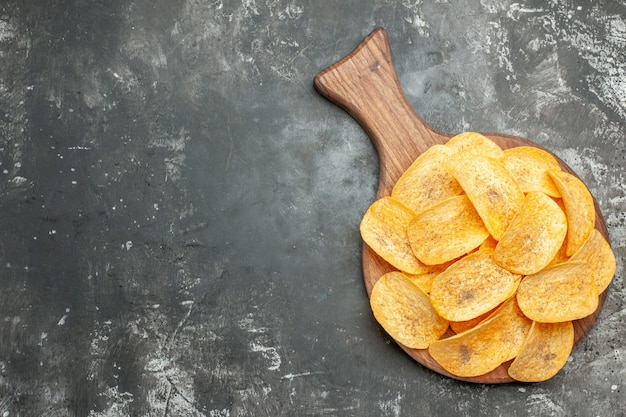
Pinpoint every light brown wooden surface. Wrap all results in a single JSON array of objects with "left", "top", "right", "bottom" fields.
[{"left": 314, "top": 27, "right": 611, "bottom": 384}]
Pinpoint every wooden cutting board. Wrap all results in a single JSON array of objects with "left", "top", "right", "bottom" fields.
[{"left": 314, "top": 27, "right": 611, "bottom": 384}]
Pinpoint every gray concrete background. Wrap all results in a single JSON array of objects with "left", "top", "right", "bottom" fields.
[{"left": 0, "top": 0, "right": 624, "bottom": 416}]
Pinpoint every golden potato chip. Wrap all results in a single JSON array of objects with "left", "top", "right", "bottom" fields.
[
  {"left": 430, "top": 248, "right": 520, "bottom": 322},
  {"left": 445, "top": 132, "right": 504, "bottom": 160},
  {"left": 494, "top": 192, "right": 567, "bottom": 275},
  {"left": 453, "top": 155, "right": 524, "bottom": 240},
  {"left": 391, "top": 145, "right": 464, "bottom": 215},
  {"left": 503, "top": 146, "right": 562, "bottom": 197},
  {"left": 516, "top": 261, "right": 599, "bottom": 322},
  {"left": 569, "top": 229, "right": 616, "bottom": 293},
  {"left": 547, "top": 169, "right": 596, "bottom": 256},
  {"left": 428, "top": 314, "right": 514, "bottom": 377},
  {"left": 360, "top": 197, "right": 432, "bottom": 274},
  {"left": 407, "top": 195, "right": 490, "bottom": 265},
  {"left": 449, "top": 307, "right": 497, "bottom": 335},
  {"left": 508, "top": 321, "right": 574, "bottom": 382},
  {"left": 504, "top": 275, "right": 522, "bottom": 301},
  {"left": 485, "top": 297, "right": 532, "bottom": 362},
  {"left": 545, "top": 198, "right": 570, "bottom": 266},
  {"left": 547, "top": 236, "right": 569, "bottom": 267},
  {"left": 449, "top": 281, "right": 522, "bottom": 337},
  {"left": 479, "top": 235, "right": 499, "bottom": 251},
  {"left": 370, "top": 271, "right": 449, "bottom": 349},
  {"left": 404, "top": 271, "right": 440, "bottom": 295}
]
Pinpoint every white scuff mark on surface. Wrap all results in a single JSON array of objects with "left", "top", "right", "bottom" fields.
[
  {"left": 142, "top": 354, "right": 208, "bottom": 416},
  {"left": 0, "top": 19, "right": 16, "bottom": 42},
  {"left": 87, "top": 320, "right": 113, "bottom": 381},
  {"left": 88, "top": 386, "right": 134, "bottom": 417},
  {"left": 9, "top": 176, "right": 30, "bottom": 187},
  {"left": 526, "top": 51, "right": 577, "bottom": 117},
  {"left": 486, "top": 20, "right": 519, "bottom": 92},
  {"left": 209, "top": 410, "right": 230, "bottom": 417},
  {"left": 278, "top": 4, "right": 303, "bottom": 20},
  {"left": 57, "top": 308, "right": 70, "bottom": 326},
  {"left": 560, "top": 12, "right": 626, "bottom": 118},
  {"left": 250, "top": 342, "right": 281, "bottom": 371},
  {"left": 281, "top": 371, "right": 324, "bottom": 380},
  {"left": 402, "top": 0, "right": 430, "bottom": 37},
  {"left": 148, "top": 127, "right": 190, "bottom": 183},
  {"left": 377, "top": 392, "right": 403, "bottom": 417},
  {"left": 525, "top": 393, "right": 565, "bottom": 416},
  {"left": 557, "top": 147, "right": 609, "bottom": 186},
  {"left": 39, "top": 332, "right": 48, "bottom": 346},
  {"left": 241, "top": 0, "right": 260, "bottom": 17},
  {"left": 608, "top": 195, "right": 626, "bottom": 206},
  {"left": 107, "top": 67, "right": 139, "bottom": 92},
  {"left": 507, "top": 2, "right": 545, "bottom": 20},
  {"left": 238, "top": 315, "right": 269, "bottom": 334}
]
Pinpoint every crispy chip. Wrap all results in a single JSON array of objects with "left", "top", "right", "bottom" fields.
[
  {"left": 569, "top": 229, "right": 616, "bottom": 293},
  {"left": 547, "top": 235, "right": 570, "bottom": 267},
  {"left": 391, "top": 145, "right": 464, "bottom": 215},
  {"left": 370, "top": 272, "right": 449, "bottom": 349},
  {"left": 508, "top": 321, "right": 574, "bottom": 382},
  {"left": 479, "top": 235, "right": 499, "bottom": 251},
  {"left": 546, "top": 198, "right": 570, "bottom": 267},
  {"left": 407, "top": 195, "right": 490, "bottom": 265},
  {"left": 430, "top": 248, "right": 520, "bottom": 322},
  {"left": 516, "top": 261, "right": 599, "bottom": 322},
  {"left": 494, "top": 192, "right": 567, "bottom": 275},
  {"left": 449, "top": 307, "right": 497, "bottom": 335},
  {"left": 445, "top": 132, "right": 504, "bottom": 160},
  {"left": 547, "top": 170, "right": 596, "bottom": 256},
  {"left": 404, "top": 271, "right": 440, "bottom": 295},
  {"left": 453, "top": 155, "right": 524, "bottom": 240},
  {"left": 486, "top": 297, "right": 532, "bottom": 361},
  {"left": 503, "top": 146, "right": 562, "bottom": 197},
  {"left": 428, "top": 314, "right": 514, "bottom": 377},
  {"left": 360, "top": 197, "right": 433, "bottom": 274}
]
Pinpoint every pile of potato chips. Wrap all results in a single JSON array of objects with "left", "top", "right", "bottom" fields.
[{"left": 362, "top": 132, "right": 616, "bottom": 382}]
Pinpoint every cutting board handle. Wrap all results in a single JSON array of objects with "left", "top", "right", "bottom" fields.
[{"left": 314, "top": 27, "right": 449, "bottom": 195}]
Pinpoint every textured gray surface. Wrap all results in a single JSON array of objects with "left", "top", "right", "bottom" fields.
[{"left": 0, "top": 1, "right": 624, "bottom": 416}]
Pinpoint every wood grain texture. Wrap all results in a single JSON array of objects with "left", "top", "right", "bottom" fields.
[{"left": 314, "top": 27, "right": 611, "bottom": 384}]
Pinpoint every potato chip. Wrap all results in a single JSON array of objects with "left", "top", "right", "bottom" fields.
[
  {"left": 494, "top": 192, "right": 567, "bottom": 275},
  {"left": 430, "top": 248, "right": 520, "bottom": 322},
  {"left": 391, "top": 145, "right": 463, "bottom": 215},
  {"left": 485, "top": 297, "right": 532, "bottom": 361},
  {"left": 503, "top": 146, "right": 562, "bottom": 197},
  {"left": 516, "top": 261, "right": 599, "bottom": 322},
  {"left": 547, "top": 236, "right": 569, "bottom": 267},
  {"left": 449, "top": 307, "right": 497, "bottom": 335},
  {"left": 479, "top": 235, "right": 499, "bottom": 251},
  {"left": 370, "top": 271, "right": 449, "bottom": 349},
  {"left": 428, "top": 314, "right": 514, "bottom": 377},
  {"left": 508, "top": 321, "right": 574, "bottom": 382},
  {"left": 453, "top": 155, "right": 524, "bottom": 240},
  {"left": 404, "top": 271, "right": 440, "bottom": 295},
  {"left": 449, "top": 273, "right": 522, "bottom": 335},
  {"left": 360, "top": 197, "right": 432, "bottom": 274},
  {"left": 547, "top": 169, "right": 596, "bottom": 256},
  {"left": 445, "top": 132, "right": 504, "bottom": 160},
  {"left": 407, "top": 195, "right": 490, "bottom": 265},
  {"left": 569, "top": 229, "right": 616, "bottom": 293}
]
